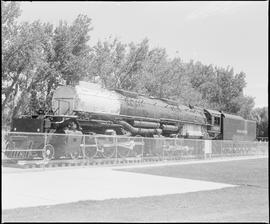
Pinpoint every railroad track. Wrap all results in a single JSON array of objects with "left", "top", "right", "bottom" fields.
[
  {"left": 2, "top": 155, "right": 202, "bottom": 169},
  {"left": 2, "top": 152, "right": 256, "bottom": 169}
]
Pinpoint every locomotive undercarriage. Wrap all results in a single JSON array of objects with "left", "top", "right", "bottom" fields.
[
  {"left": 4, "top": 114, "right": 208, "bottom": 161},
  {"left": 4, "top": 133, "right": 204, "bottom": 162}
]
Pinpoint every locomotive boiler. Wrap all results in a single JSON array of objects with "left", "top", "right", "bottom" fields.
[{"left": 50, "top": 81, "right": 209, "bottom": 138}]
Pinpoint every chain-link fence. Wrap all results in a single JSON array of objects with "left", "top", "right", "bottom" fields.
[{"left": 2, "top": 131, "right": 268, "bottom": 164}]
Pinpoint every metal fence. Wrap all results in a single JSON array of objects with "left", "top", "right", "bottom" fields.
[{"left": 1, "top": 131, "right": 268, "bottom": 163}]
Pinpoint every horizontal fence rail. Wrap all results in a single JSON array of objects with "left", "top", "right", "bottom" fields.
[{"left": 2, "top": 131, "right": 268, "bottom": 166}]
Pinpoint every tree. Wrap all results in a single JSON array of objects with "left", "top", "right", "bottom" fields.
[
  {"left": 252, "top": 107, "right": 268, "bottom": 137},
  {"left": 186, "top": 61, "right": 251, "bottom": 114},
  {"left": 139, "top": 47, "right": 169, "bottom": 97},
  {"left": 2, "top": 19, "right": 54, "bottom": 121},
  {"left": 2, "top": 1, "right": 21, "bottom": 112},
  {"left": 233, "top": 95, "right": 255, "bottom": 119},
  {"left": 88, "top": 38, "right": 149, "bottom": 90},
  {"left": 53, "top": 15, "right": 93, "bottom": 85},
  {"left": 40, "top": 14, "right": 93, "bottom": 108},
  {"left": 116, "top": 39, "right": 149, "bottom": 90},
  {"left": 2, "top": 2, "right": 94, "bottom": 124},
  {"left": 2, "top": 1, "right": 256, "bottom": 127},
  {"left": 2, "top": 1, "right": 21, "bottom": 48}
]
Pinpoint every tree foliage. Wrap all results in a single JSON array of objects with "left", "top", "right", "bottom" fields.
[
  {"left": 2, "top": 2, "right": 261, "bottom": 131},
  {"left": 2, "top": 2, "right": 93, "bottom": 124},
  {"left": 252, "top": 107, "right": 268, "bottom": 137}
]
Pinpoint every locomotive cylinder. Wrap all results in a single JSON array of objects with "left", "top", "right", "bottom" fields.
[
  {"left": 133, "top": 121, "right": 160, "bottom": 128},
  {"left": 118, "top": 120, "right": 162, "bottom": 136},
  {"left": 161, "top": 124, "right": 179, "bottom": 132}
]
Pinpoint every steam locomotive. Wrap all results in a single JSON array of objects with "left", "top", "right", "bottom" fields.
[{"left": 6, "top": 81, "right": 256, "bottom": 160}]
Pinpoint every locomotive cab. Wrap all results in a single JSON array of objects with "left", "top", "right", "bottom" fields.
[{"left": 203, "top": 109, "right": 222, "bottom": 139}]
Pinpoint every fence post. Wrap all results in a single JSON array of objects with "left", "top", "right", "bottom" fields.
[
  {"left": 220, "top": 140, "right": 223, "bottom": 157},
  {"left": 174, "top": 138, "right": 177, "bottom": 160},
  {"left": 2, "top": 131, "right": 7, "bottom": 161},
  {"left": 162, "top": 138, "right": 165, "bottom": 162},
  {"left": 204, "top": 139, "right": 212, "bottom": 160},
  {"left": 204, "top": 140, "right": 206, "bottom": 160},
  {"left": 42, "top": 132, "right": 47, "bottom": 170},
  {"left": 82, "top": 134, "right": 85, "bottom": 159},
  {"left": 141, "top": 137, "right": 144, "bottom": 163},
  {"left": 195, "top": 139, "right": 198, "bottom": 159},
  {"left": 200, "top": 139, "right": 203, "bottom": 159},
  {"left": 115, "top": 136, "right": 118, "bottom": 163}
]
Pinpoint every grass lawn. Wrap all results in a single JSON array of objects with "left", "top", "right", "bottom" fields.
[
  {"left": 119, "top": 157, "right": 268, "bottom": 187},
  {"left": 2, "top": 158, "right": 268, "bottom": 222}
]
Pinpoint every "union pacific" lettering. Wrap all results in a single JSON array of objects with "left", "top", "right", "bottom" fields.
[{"left": 236, "top": 130, "right": 248, "bottom": 134}]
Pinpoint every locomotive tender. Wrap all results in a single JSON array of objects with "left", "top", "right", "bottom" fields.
[{"left": 11, "top": 81, "right": 256, "bottom": 141}]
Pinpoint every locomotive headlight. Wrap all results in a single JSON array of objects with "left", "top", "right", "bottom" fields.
[
  {"left": 37, "top": 128, "right": 40, "bottom": 132},
  {"left": 14, "top": 128, "right": 17, "bottom": 131}
]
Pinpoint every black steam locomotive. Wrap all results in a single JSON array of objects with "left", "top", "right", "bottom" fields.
[{"left": 5, "top": 81, "right": 256, "bottom": 160}]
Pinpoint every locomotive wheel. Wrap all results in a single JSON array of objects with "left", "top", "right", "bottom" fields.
[
  {"left": 70, "top": 151, "right": 80, "bottom": 160},
  {"left": 173, "top": 147, "right": 183, "bottom": 158},
  {"left": 43, "top": 144, "right": 54, "bottom": 160},
  {"left": 24, "top": 141, "right": 33, "bottom": 159},
  {"left": 148, "top": 139, "right": 165, "bottom": 157},
  {"left": 5, "top": 141, "right": 15, "bottom": 158},
  {"left": 128, "top": 145, "right": 143, "bottom": 157},
  {"left": 116, "top": 146, "right": 130, "bottom": 158},
  {"left": 102, "top": 146, "right": 116, "bottom": 158},
  {"left": 163, "top": 147, "right": 173, "bottom": 158},
  {"left": 84, "top": 146, "right": 98, "bottom": 159},
  {"left": 132, "top": 137, "right": 144, "bottom": 158}
]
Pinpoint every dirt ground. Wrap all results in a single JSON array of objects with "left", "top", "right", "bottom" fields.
[{"left": 2, "top": 158, "right": 268, "bottom": 222}]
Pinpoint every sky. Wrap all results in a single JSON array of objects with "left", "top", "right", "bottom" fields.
[{"left": 18, "top": 1, "right": 268, "bottom": 108}]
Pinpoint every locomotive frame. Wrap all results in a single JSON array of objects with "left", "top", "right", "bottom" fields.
[{"left": 4, "top": 81, "right": 257, "bottom": 160}]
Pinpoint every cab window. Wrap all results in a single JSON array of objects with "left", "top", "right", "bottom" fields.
[{"left": 214, "top": 117, "right": 220, "bottom": 125}]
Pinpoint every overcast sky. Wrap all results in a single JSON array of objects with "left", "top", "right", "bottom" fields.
[{"left": 18, "top": 1, "right": 268, "bottom": 108}]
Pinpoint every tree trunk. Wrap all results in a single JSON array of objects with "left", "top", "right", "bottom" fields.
[
  {"left": 2, "top": 74, "right": 21, "bottom": 108},
  {"left": 11, "top": 72, "right": 53, "bottom": 119},
  {"left": 11, "top": 89, "right": 30, "bottom": 119}
]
